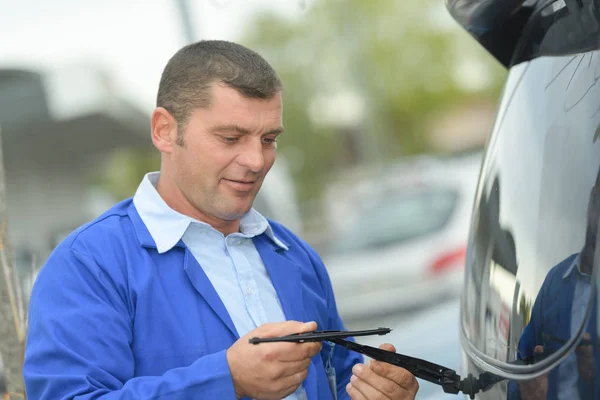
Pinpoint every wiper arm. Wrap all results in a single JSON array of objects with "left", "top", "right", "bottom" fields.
[
  {"left": 250, "top": 329, "right": 505, "bottom": 398},
  {"left": 330, "top": 338, "right": 504, "bottom": 398}
]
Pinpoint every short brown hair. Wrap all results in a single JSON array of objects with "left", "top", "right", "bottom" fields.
[{"left": 157, "top": 40, "right": 283, "bottom": 145}]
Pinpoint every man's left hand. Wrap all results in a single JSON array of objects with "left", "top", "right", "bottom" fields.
[{"left": 346, "top": 343, "right": 419, "bottom": 399}]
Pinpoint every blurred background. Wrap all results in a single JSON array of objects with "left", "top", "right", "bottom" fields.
[{"left": 0, "top": 0, "right": 507, "bottom": 397}]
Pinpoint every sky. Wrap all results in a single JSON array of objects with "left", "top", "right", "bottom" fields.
[{"left": 0, "top": 0, "right": 310, "bottom": 113}]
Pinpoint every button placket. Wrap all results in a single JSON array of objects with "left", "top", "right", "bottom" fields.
[{"left": 226, "top": 237, "right": 262, "bottom": 327}]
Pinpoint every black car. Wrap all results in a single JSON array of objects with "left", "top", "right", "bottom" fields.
[{"left": 447, "top": 0, "right": 600, "bottom": 399}]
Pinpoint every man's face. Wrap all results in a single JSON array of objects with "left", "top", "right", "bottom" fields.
[{"left": 168, "top": 84, "right": 283, "bottom": 222}]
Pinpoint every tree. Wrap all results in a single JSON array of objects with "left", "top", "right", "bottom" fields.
[
  {"left": 0, "top": 127, "right": 26, "bottom": 399},
  {"left": 97, "top": 0, "right": 508, "bottom": 210},
  {"left": 241, "top": 0, "right": 507, "bottom": 202}
]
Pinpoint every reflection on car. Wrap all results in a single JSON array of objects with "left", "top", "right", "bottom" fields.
[
  {"left": 323, "top": 153, "right": 481, "bottom": 321},
  {"left": 447, "top": 0, "right": 600, "bottom": 397}
]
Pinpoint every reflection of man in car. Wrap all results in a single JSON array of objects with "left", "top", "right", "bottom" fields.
[{"left": 509, "top": 168, "right": 600, "bottom": 400}]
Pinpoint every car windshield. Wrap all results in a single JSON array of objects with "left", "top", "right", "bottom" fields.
[{"left": 332, "top": 188, "right": 458, "bottom": 254}]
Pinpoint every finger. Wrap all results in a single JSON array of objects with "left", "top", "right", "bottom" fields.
[
  {"left": 579, "top": 332, "right": 593, "bottom": 347},
  {"left": 296, "top": 321, "right": 318, "bottom": 333},
  {"left": 259, "top": 320, "right": 317, "bottom": 337},
  {"left": 276, "top": 358, "right": 312, "bottom": 379},
  {"left": 353, "top": 362, "right": 410, "bottom": 398},
  {"left": 373, "top": 343, "right": 418, "bottom": 393},
  {"left": 534, "top": 345, "right": 544, "bottom": 354},
  {"left": 348, "top": 371, "right": 391, "bottom": 400},
  {"left": 379, "top": 343, "right": 396, "bottom": 352},
  {"left": 263, "top": 370, "right": 307, "bottom": 400},
  {"left": 368, "top": 360, "right": 419, "bottom": 395},
  {"left": 277, "top": 368, "right": 310, "bottom": 394},
  {"left": 346, "top": 381, "right": 368, "bottom": 400},
  {"left": 279, "top": 342, "right": 322, "bottom": 362}
]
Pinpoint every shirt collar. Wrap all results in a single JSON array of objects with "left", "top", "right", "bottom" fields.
[
  {"left": 133, "top": 172, "right": 288, "bottom": 253},
  {"left": 563, "top": 253, "right": 588, "bottom": 279}
]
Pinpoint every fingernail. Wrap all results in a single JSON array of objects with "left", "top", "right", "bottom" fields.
[
  {"left": 350, "top": 375, "right": 358, "bottom": 383},
  {"left": 346, "top": 382, "right": 352, "bottom": 391},
  {"left": 303, "top": 321, "right": 316, "bottom": 329},
  {"left": 352, "top": 364, "right": 363, "bottom": 376}
]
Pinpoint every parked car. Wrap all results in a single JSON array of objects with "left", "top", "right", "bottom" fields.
[
  {"left": 323, "top": 152, "right": 481, "bottom": 321},
  {"left": 356, "top": 299, "right": 462, "bottom": 400}
]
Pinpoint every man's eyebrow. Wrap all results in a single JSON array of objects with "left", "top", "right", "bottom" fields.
[
  {"left": 266, "top": 127, "right": 285, "bottom": 135},
  {"left": 210, "top": 125, "right": 284, "bottom": 135},
  {"left": 210, "top": 124, "right": 251, "bottom": 134}
]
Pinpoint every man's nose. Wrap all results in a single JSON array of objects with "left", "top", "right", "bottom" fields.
[{"left": 237, "top": 140, "right": 265, "bottom": 173}]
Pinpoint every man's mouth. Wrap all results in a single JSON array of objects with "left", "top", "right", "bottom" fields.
[{"left": 223, "top": 179, "right": 257, "bottom": 192}]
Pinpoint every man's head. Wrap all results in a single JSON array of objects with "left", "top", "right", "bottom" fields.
[{"left": 151, "top": 40, "right": 284, "bottom": 233}]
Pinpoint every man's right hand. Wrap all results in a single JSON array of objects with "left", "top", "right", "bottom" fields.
[{"left": 226, "top": 321, "right": 322, "bottom": 400}]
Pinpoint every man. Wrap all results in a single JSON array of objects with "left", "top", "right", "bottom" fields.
[
  {"left": 509, "top": 168, "right": 600, "bottom": 400},
  {"left": 23, "top": 40, "right": 419, "bottom": 399}
]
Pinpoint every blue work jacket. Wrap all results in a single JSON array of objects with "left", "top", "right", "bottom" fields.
[
  {"left": 23, "top": 199, "right": 363, "bottom": 399},
  {"left": 508, "top": 254, "right": 599, "bottom": 400}
]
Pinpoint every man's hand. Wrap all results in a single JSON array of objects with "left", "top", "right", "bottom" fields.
[
  {"left": 346, "top": 343, "right": 419, "bottom": 399},
  {"left": 226, "top": 321, "right": 322, "bottom": 400},
  {"left": 518, "top": 346, "right": 548, "bottom": 399},
  {"left": 576, "top": 333, "right": 594, "bottom": 383}
]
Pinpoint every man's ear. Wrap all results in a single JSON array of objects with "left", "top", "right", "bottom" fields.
[{"left": 151, "top": 107, "right": 178, "bottom": 153}]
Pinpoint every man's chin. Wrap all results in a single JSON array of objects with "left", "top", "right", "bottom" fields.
[{"left": 218, "top": 205, "right": 253, "bottom": 221}]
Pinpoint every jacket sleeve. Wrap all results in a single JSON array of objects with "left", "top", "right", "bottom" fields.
[
  {"left": 305, "top": 245, "right": 364, "bottom": 400},
  {"left": 24, "top": 247, "right": 237, "bottom": 400},
  {"left": 508, "top": 260, "right": 559, "bottom": 400}
]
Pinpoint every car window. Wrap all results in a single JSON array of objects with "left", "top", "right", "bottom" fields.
[{"left": 332, "top": 188, "right": 458, "bottom": 254}]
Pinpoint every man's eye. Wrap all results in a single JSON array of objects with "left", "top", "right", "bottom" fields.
[
  {"left": 263, "top": 137, "right": 278, "bottom": 144},
  {"left": 223, "top": 137, "right": 239, "bottom": 143}
]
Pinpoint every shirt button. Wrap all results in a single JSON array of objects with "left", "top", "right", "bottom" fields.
[{"left": 247, "top": 286, "right": 253, "bottom": 295}]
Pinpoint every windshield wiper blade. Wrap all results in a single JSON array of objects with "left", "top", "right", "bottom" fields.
[
  {"left": 249, "top": 328, "right": 505, "bottom": 398},
  {"left": 330, "top": 338, "right": 505, "bottom": 399},
  {"left": 249, "top": 328, "right": 391, "bottom": 344}
]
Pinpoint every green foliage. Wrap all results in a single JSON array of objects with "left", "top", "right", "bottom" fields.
[
  {"left": 94, "top": 148, "right": 160, "bottom": 201},
  {"left": 98, "top": 0, "right": 507, "bottom": 204},
  {"left": 241, "top": 0, "right": 507, "bottom": 202}
]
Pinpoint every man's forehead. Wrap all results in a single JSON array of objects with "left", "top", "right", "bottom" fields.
[{"left": 210, "top": 82, "right": 282, "bottom": 103}]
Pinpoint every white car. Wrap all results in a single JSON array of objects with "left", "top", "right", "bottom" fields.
[{"left": 324, "top": 153, "right": 481, "bottom": 321}]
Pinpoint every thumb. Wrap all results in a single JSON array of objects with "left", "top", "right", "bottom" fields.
[
  {"left": 267, "top": 320, "right": 317, "bottom": 336},
  {"left": 379, "top": 343, "right": 396, "bottom": 352},
  {"left": 297, "top": 320, "right": 318, "bottom": 333},
  {"left": 534, "top": 345, "right": 544, "bottom": 354}
]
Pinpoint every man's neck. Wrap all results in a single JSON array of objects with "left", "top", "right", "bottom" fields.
[
  {"left": 155, "top": 174, "right": 241, "bottom": 236},
  {"left": 580, "top": 249, "right": 594, "bottom": 275}
]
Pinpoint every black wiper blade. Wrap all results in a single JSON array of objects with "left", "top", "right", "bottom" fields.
[
  {"left": 249, "top": 327, "right": 391, "bottom": 344},
  {"left": 330, "top": 339, "right": 461, "bottom": 394},
  {"left": 249, "top": 328, "right": 506, "bottom": 398},
  {"left": 330, "top": 339, "right": 505, "bottom": 399}
]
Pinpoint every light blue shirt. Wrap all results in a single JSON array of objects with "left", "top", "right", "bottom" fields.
[
  {"left": 557, "top": 254, "right": 591, "bottom": 400},
  {"left": 133, "top": 172, "right": 307, "bottom": 400}
]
